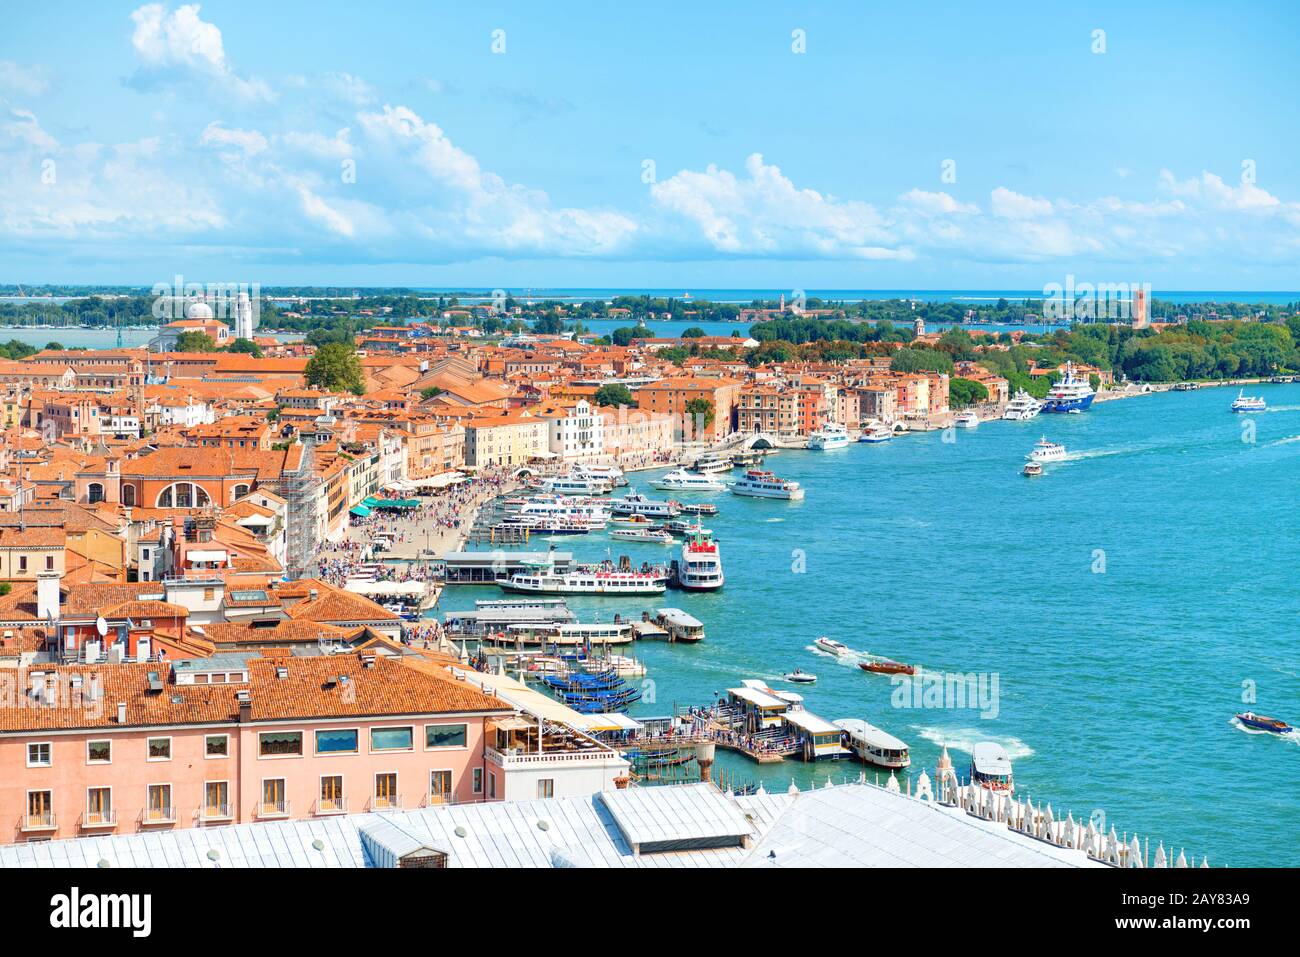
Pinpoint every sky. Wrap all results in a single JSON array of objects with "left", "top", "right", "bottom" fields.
[{"left": 2, "top": 1, "right": 1300, "bottom": 291}]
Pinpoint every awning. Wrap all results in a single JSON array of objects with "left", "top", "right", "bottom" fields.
[
  {"left": 350, "top": 505, "right": 372, "bottom": 517},
  {"left": 530, "top": 451, "right": 559, "bottom": 460},
  {"left": 344, "top": 579, "right": 424, "bottom": 597},
  {"left": 583, "top": 712, "right": 643, "bottom": 733},
  {"left": 412, "top": 472, "right": 468, "bottom": 490},
  {"left": 490, "top": 715, "right": 535, "bottom": 732},
  {"left": 371, "top": 498, "right": 420, "bottom": 509}
]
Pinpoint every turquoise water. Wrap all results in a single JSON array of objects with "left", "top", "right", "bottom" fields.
[{"left": 441, "top": 385, "right": 1300, "bottom": 866}]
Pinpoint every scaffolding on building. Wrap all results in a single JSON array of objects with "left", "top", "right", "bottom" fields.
[{"left": 282, "top": 442, "right": 320, "bottom": 579}]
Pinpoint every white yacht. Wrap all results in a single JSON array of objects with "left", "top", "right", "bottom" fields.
[
  {"left": 807, "top": 422, "right": 851, "bottom": 450},
  {"left": 1230, "top": 390, "right": 1266, "bottom": 413},
  {"left": 858, "top": 422, "right": 893, "bottom": 443},
  {"left": 674, "top": 529, "right": 724, "bottom": 590},
  {"left": 833, "top": 718, "right": 911, "bottom": 770},
  {"left": 1040, "top": 362, "right": 1096, "bottom": 413},
  {"left": 814, "top": 636, "right": 850, "bottom": 656},
  {"left": 609, "top": 527, "right": 674, "bottom": 545},
  {"left": 514, "top": 496, "right": 610, "bottom": 529},
  {"left": 497, "top": 560, "right": 670, "bottom": 595},
  {"left": 729, "top": 469, "right": 805, "bottom": 500},
  {"left": 953, "top": 411, "right": 979, "bottom": 429},
  {"left": 1002, "top": 390, "right": 1042, "bottom": 420},
  {"left": 571, "top": 464, "right": 627, "bottom": 487},
  {"left": 537, "top": 474, "right": 611, "bottom": 496},
  {"left": 1025, "top": 437, "right": 1067, "bottom": 463},
  {"left": 651, "top": 468, "right": 727, "bottom": 493},
  {"left": 610, "top": 491, "right": 680, "bottom": 518}
]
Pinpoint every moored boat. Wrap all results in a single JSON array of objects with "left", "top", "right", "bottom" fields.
[
  {"left": 858, "top": 422, "right": 893, "bottom": 443},
  {"left": 497, "top": 559, "right": 671, "bottom": 595},
  {"left": 610, "top": 490, "right": 680, "bottom": 518},
  {"left": 730, "top": 468, "right": 805, "bottom": 500},
  {"left": 1235, "top": 711, "right": 1293, "bottom": 734},
  {"left": 651, "top": 468, "right": 727, "bottom": 493},
  {"left": 1002, "top": 389, "right": 1042, "bottom": 421},
  {"left": 953, "top": 411, "right": 979, "bottom": 429},
  {"left": 610, "top": 527, "right": 674, "bottom": 545},
  {"left": 679, "top": 502, "right": 718, "bottom": 516},
  {"left": 833, "top": 718, "right": 910, "bottom": 769},
  {"left": 1040, "top": 362, "right": 1096, "bottom": 413},
  {"left": 673, "top": 529, "right": 724, "bottom": 590},
  {"left": 689, "top": 451, "right": 734, "bottom": 474},
  {"left": 807, "top": 423, "right": 851, "bottom": 450}
]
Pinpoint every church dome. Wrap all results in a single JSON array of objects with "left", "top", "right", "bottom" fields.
[{"left": 185, "top": 300, "right": 215, "bottom": 320}]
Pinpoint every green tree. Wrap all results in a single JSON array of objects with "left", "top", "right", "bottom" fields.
[
  {"left": 684, "top": 397, "right": 715, "bottom": 431},
  {"left": 175, "top": 331, "right": 219, "bottom": 352},
  {"left": 420, "top": 386, "right": 444, "bottom": 400},
  {"left": 681, "top": 327, "right": 707, "bottom": 338},
  {"left": 594, "top": 383, "right": 635, "bottom": 407},
  {"left": 949, "top": 377, "right": 989, "bottom": 408},
  {"left": 45, "top": 341, "right": 64, "bottom": 351},
  {"left": 227, "top": 337, "right": 263, "bottom": 357},
  {"left": 305, "top": 342, "right": 366, "bottom": 394}
]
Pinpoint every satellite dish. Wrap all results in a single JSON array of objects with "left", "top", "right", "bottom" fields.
[{"left": 95, "top": 616, "right": 109, "bottom": 637}]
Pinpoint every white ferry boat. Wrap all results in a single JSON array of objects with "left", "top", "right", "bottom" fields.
[
  {"left": 537, "top": 474, "right": 611, "bottom": 496},
  {"left": 1002, "top": 389, "right": 1042, "bottom": 420},
  {"left": 833, "top": 718, "right": 911, "bottom": 770},
  {"left": 970, "top": 742, "right": 1014, "bottom": 792},
  {"left": 807, "top": 423, "right": 851, "bottom": 450},
  {"left": 514, "top": 496, "right": 610, "bottom": 528},
  {"left": 1025, "top": 437, "right": 1067, "bottom": 463},
  {"left": 651, "top": 468, "right": 727, "bottom": 493},
  {"left": 571, "top": 464, "right": 628, "bottom": 487},
  {"left": 674, "top": 530, "right": 724, "bottom": 590},
  {"left": 1039, "top": 362, "right": 1096, "bottom": 413},
  {"left": 858, "top": 422, "right": 893, "bottom": 443},
  {"left": 497, "top": 560, "right": 670, "bottom": 595},
  {"left": 729, "top": 469, "right": 805, "bottom": 500},
  {"left": 610, "top": 490, "right": 681, "bottom": 518},
  {"left": 690, "top": 451, "right": 734, "bottom": 474},
  {"left": 953, "top": 411, "right": 979, "bottom": 429},
  {"left": 609, "top": 527, "right": 674, "bottom": 545},
  {"left": 1230, "top": 390, "right": 1266, "bottom": 413}
]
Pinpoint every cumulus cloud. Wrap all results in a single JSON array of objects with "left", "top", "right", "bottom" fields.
[
  {"left": 990, "top": 187, "right": 1053, "bottom": 219},
  {"left": 0, "top": 61, "right": 51, "bottom": 98},
  {"left": 126, "top": 3, "right": 273, "bottom": 101},
  {"left": 898, "top": 189, "right": 980, "bottom": 216}
]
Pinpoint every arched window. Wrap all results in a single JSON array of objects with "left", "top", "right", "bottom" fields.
[
  {"left": 122, "top": 484, "right": 136, "bottom": 507},
  {"left": 156, "top": 482, "right": 210, "bottom": 508},
  {"left": 232, "top": 483, "right": 250, "bottom": 501},
  {"left": 87, "top": 483, "right": 105, "bottom": 504}
]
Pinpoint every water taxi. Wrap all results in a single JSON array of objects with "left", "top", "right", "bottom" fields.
[
  {"left": 690, "top": 451, "right": 734, "bottom": 474},
  {"left": 662, "top": 518, "right": 712, "bottom": 536},
  {"left": 1230, "top": 390, "right": 1267, "bottom": 413},
  {"left": 970, "top": 742, "right": 1014, "bottom": 792},
  {"left": 651, "top": 468, "right": 727, "bottom": 493},
  {"left": 783, "top": 669, "right": 817, "bottom": 684},
  {"left": 858, "top": 422, "right": 893, "bottom": 443},
  {"left": 537, "top": 474, "right": 612, "bottom": 496},
  {"left": 859, "top": 657, "right": 916, "bottom": 676},
  {"left": 1022, "top": 462, "right": 1043, "bottom": 478},
  {"left": 673, "top": 529, "right": 724, "bottom": 590},
  {"left": 813, "top": 636, "right": 850, "bottom": 656},
  {"left": 1040, "top": 362, "right": 1096, "bottom": 413},
  {"left": 1002, "top": 389, "right": 1042, "bottom": 420},
  {"left": 571, "top": 464, "right": 627, "bottom": 487},
  {"left": 497, "top": 560, "right": 671, "bottom": 595},
  {"left": 833, "top": 718, "right": 911, "bottom": 769},
  {"left": 730, "top": 469, "right": 805, "bottom": 500},
  {"left": 610, "top": 526, "right": 674, "bottom": 544},
  {"left": 610, "top": 491, "right": 680, "bottom": 518},
  {"left": 807, "top": 423, "right": 851, "bottom": 450},
  {"left": 953, "top": 411, "right": 980, "bottom": 429},
  {"left": 1026, "top": 437, "right": 1067, "bottom": 463},
  {"left": 653, "top": 607, "right": 705, "bottom": 642},
  {"left": 1235, "top": 711, "right": 1293, "bottom": 734},
  {"left": 679, "top": 502, "right": 718, "bottom": 516},
  {"left": 609, "top": 512, "right": 657, "bottom": 528}
]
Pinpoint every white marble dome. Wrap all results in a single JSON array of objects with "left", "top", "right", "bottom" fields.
[{"left": 185, "top": 300, "right": 215, "bottom": 320}]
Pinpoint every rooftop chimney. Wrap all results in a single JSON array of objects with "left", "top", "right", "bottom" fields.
[
  {"left": 115, "top": 702, "right": 127, "bottom": 724},
  {"left": 36, "top": 573, "right": 60, "bottom": 623}
]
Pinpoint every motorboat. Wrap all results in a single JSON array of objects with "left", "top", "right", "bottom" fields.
[
  {"left": 858, "top": 422, "right": 893, "bottom": 443},
  {"left": 1040, "top": 362, "right": 1096, "bottom": 413},
  {"left": 610, "top": 490, "right": 681, "bottom": 518},
  {"left": 729, "top": 469, "right": 805, "bottom": 500},
  {"left": 651, "top": 468, "right": 727, "bottom": 493},
  {"left": 807, "top": 423, "right": 850, "bottom": 450},
  {"left": 833, "top": 718, "right": 910, "bottom": 769},
  {"left": 783, "top": 669, "right": 817, "bottom": 684},
  {"left": 858, "top": 657, "right": 915, "bottom": 676},
  {"left": 1026, "top": 437, "right": 1067, "bottom": 463},
  {"left": 689, "top": 451, "right": 734, "bottom": 474},
  {"left": 662, "top": 518, "right": 712, "bottom": 536},
  {"left": 953, "top": 411, "right": 979, "bottom": 429},
  {"left": 970, "top": 742, "right": 1014, "bottom": 792},
  {"left": 1230, "top": 390, "right": 1266, "bottom": 413},
  {"left": 1236, "top": 711, "right": 1293, "bottom": 734},
  {"left": 571, "top": 464, "right": 628, "bottom": 487},
  {"left": 609, "top": 513, "right": 657, "bottom": 528},
  {"left": 609, "top": 527, "right": 674, "bottom": 545},
  {"left": 537, "top": 474, "right": 612, "bottom": 496},
  {"left": 813, "top": 636, "right": 850, "bottom": 656},
  {"left": 1002, "top": 390, "right": 1042, "bottom": 420},
  {"left": 1022, "top": 462, "right": 1043, "bottom": 478}
]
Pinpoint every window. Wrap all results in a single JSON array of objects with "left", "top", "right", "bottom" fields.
[
  {"left": 17, "top": 556, "right": 26, "bottom": 572},
  {"left": 472, "top": 768, "right": 483, "bottom": 794},
  {"left": 146, "top": 737, "right": 171, "bottom": 761},
  {"left": 258, "top": 731, "right": 302, "bottom": 757},
  {"left": 429, "top": 770, "right": 452, "bottom": 805},
  {"left": 315, "top": 728, "right": 358, "bottom": 754},
  {"left": 536, "top": 779, "right": 554, "bottom": 799},
  {"left": 488, "top": 772, "right": 497, "bottom": 800},
  {"left": 27, "top": 790, "right": 53, "bottom": 827},
  {"left": 319, "top": 775, "right": 344, "bottom": 813},
  {"left": 203, "top": 781, "right": 229, "bottom": 819},
  {"left": 86, "top": 787, "right": 113, "bottom": 825},
  {"left": 425, "top": 724, "right": 467, "bottom": 749},
  {"left": 145, "top": 784, "right": 172, "bottom": 822},
  {"left": 204, "top": 734, "right": 228, "bottom": 758},
  {"left": 45, "top": 556, "right": 54, "bottom": 571},
  {"left": 87, "top": 740, "right": 111, "bottom": 764},
  {"left": 26, "top": 742, "right": 51, "bottom": 768},
  {"left": 370, "top": 727, "right": 413, "bottom": 752},
  {"left": 261, "top": 778, "right": 287, "bottom": 815},
  {"left": 373, "top": 772, "right": 399, "bottom": 809}
]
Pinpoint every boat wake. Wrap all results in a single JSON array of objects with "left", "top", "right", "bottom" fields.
[
  {"left": 1060, "top": 446, "right": 1138, "bottom": 462},
  {"left": 805, "top": 644, "right": 867, "bottom": 667},
  {"left": 1229, "top": 716, "right": 1300, "bottom": 744},
  {"left": 1266, "top": 434, "right": 1300, "bottom": 447},
  {"left": 1259, "top": 404, "right": 1300, "bottom": 413},
  {"left": 913, "top": 726, "right": 1035, "bottom": 761},
  {"left": 764, "top": 517, "right": 785, "bottom": 523}
]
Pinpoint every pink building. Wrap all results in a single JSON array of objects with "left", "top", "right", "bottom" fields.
[{"left": 0, "top": 652, "right": 512, "bottom": 844}]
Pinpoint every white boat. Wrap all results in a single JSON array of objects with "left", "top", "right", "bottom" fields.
[
  {"left": 813, "top": 636, "right": 850, "bottom": 656},
  {"left": 833, "top": 718, "right": 911, "bottom": 770},
  {"left": 662, "top": 518, "right": 712, "bottom": 536},
  {"left": 1039, "top": 362, "right": 1096, "bottom": 413},
  {"left": 953, "top": 411, "right": 979, "bottom": 429},
  {"left": 497, "top": 560, "right": 670, "bottom": 595},
  {"left": 610, "top": 513, "right": 658, "bottom": 529},
  {"left": 610, "top": 527, "right": 674, "bottom": 545},
  {"left": 783, "top": 669, "right": 817, "bottom": 684},
  {"left": 1025, "top": 437, "right": 1067, "bottom": 463},
  {"left": 651, "top": 468, "right": 727, "bottom": 493},
  {"left": 729, "top": 469, "right": 805, "bottom": 501},
  {"left": 515, "top": 496, "right": 610, "bottom": 528},
  {"left": 858, "top": 422, "right": 893, "bottom": 443},
  {"left": 970, "top": 742, "right": 1014, "bottom": 792},
  {"left": 1230, "top": 390, "right": 1266, "bottom": 413},
  {"left": 689, "top": 451, "right": 734, "bottom": 474},
  {"left": 674, "top": 529, "right": 724, "bottom": 590},
  {"left": 537, "top": 474, "right": 611, "bottom": 496},
  {"left": 807, "top": 423, "right": 851, "bottom": 450},
  {"left": 571, "top": 464, "right": 627, "bottom": 487},
  {"left": 1002, "top": 389, "right": 1042, "bottom": 421},
  {"left": 610, "top": 490, "right": 680, "bottom": 518}
]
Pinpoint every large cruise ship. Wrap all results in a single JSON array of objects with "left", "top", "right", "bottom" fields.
[
  {"left": 1002, "top": 389, "right": 1042, "bottom": 420},
  {"left": 807, "top": 422, "right": 850, "bottom": 450},
  {"left": 1039, "top": 363, "right": 1096, "bottom": 413},
  {"left": 673, "top": 530, "right": 724, "bottom": 590},
  {"left": 729, "top": 468, "right": 805, "bottom": 500}
]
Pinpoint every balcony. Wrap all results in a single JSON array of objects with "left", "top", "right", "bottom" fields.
[
  {"left": 140, "top": 807, "right": 176, "bottom": 826},
  {"left": 197, "top": 804, "right": 232, "bottom": 826},
  {"left": 256, "top": 799, "right": 291, "bottom": 820},
  {"left": 367, "top": 794, "right": 403, "bottom": 812},
  {"left": 79, "top": 810, "right": 118, "bottom": 830},
  {"left": 20, "top": 811, "right": 57, "bottom": 833},
  {"left": 312, "top": 797, "right": 348, "bottom": 817}
]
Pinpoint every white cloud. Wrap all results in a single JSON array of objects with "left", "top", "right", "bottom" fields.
[
  {"left": 199, "top": 121, "right": 267, "bottom": 160},
  {"left": 990, "top": 187, "right": 1053, "bottom": 219},
  {"left": 127, "top": 3, "right": 273, "bottom": 101},
  {"left": 897, "top": 189, "right": 979, "bottom": 216},
  {"left": 0, "top": 61, "right": 51, "bottom": 98},
  {"left": 1158, "top": 168, "right": 1280, "bottom": 211}
]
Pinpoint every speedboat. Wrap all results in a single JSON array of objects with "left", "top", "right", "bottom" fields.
[
  {"left": 1022, "top": 462, "right": 1043, "bottom": 478},
  {"left": 1040, "top": 362, "right": 1096, "bottom": 413},
  {"left": 651, "top": 468, "right": 727, "bottom": 493},
  {"left": 858, "top": 422, "right": 893, "bottom": 443},
  {"left": 1236, "top": 711, "right": 1293, "bottom": 734},
  {"left": 730, "top": 469, "right": 805, "bottom": 500},
  {"left": 1026, "top": 437, "right": 1067, "bottom": 462},
  {"left": 783, "top": 669, "right": 817, "bottom": 684},
  {"left": 970, "top": 742, "right": 1014, "bottom": 792},
  {"left": 1002, "top": 389, "right": 1042, "bottom": 421},
  {"left": 807, "top": 423, "right": 850, "bottom": 450},
  {"left": 610, "top": 527, "right": 674, "bottom": 545},
  {"left": 1230, "top": 390, "right": 1266, "bottom": 413},
  {"left": 814, "top": 636, "right": 850, "bottom": 656},
  {"left": 859, "top": 657, "right": 915, "bottom": 676},
  {"left": 953, "top": 411, "right": 979, "bottom": 429}
]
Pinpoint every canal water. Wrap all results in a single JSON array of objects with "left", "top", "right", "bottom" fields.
[{"left": 438, "top": 383, "right": 1300, "bottom": 866}]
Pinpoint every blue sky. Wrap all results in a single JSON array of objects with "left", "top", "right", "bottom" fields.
[{"left": 2, "top": 1, "right": 1300, "bottom": 289}]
